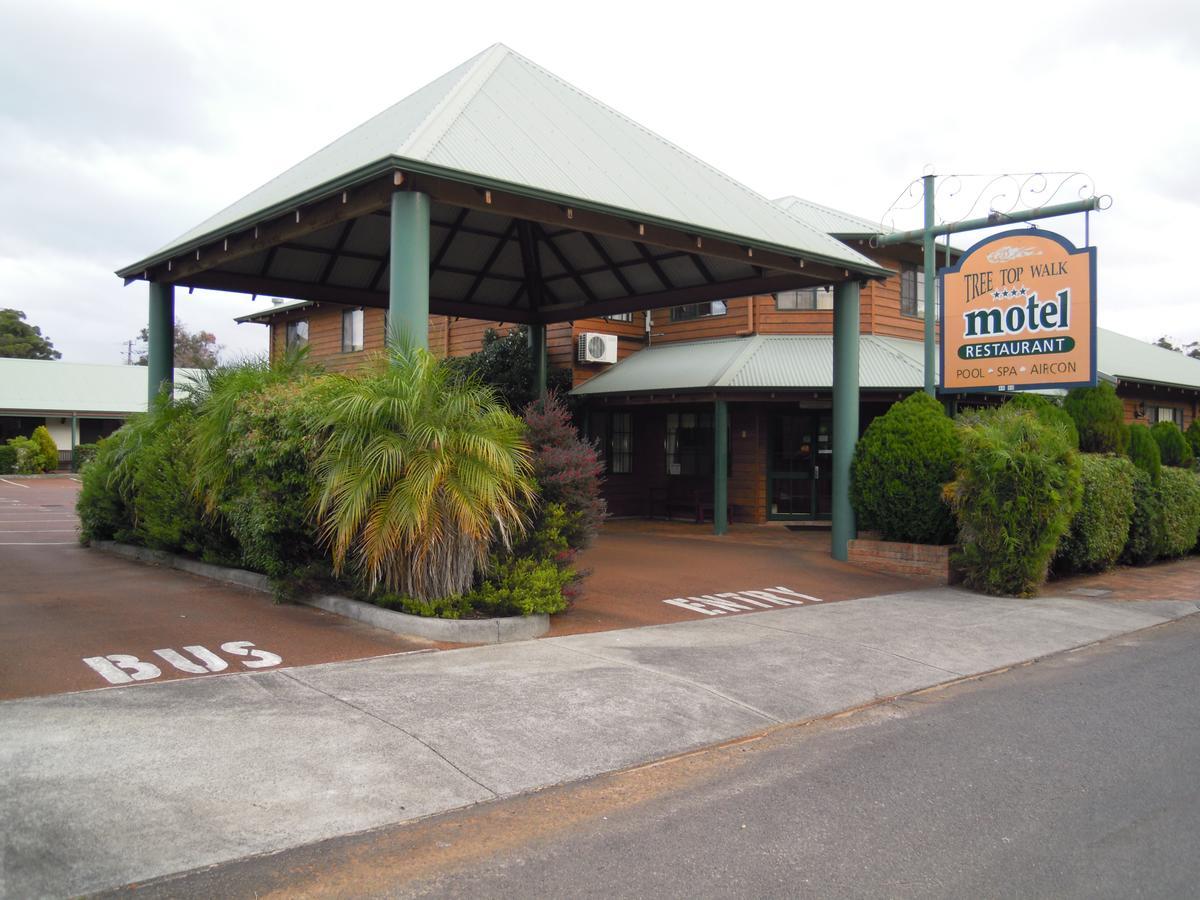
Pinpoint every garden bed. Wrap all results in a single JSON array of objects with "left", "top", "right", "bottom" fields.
[{"left": 92, "top": 541, "right": 549, "bottom": 644}]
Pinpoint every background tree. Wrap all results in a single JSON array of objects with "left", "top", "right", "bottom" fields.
[
  {"left": 132, "top": 320, "right": 221, "bottom": 369},
  {"left": 1154, "top": 335, "right": 1200, "bottom": 359},
  {"left": 0, "top": 309, "right": 61, "bottom": 359}
]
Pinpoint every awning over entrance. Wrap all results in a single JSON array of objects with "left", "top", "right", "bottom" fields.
[{"left": 571, "top": 334, "right": 934, "bottom": 397}]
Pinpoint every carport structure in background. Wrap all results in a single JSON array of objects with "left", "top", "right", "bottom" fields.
[{"left": 115, "top": 43, "right": 890, "bottom": 557}]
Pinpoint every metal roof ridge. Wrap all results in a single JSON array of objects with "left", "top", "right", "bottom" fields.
[
  {"left": 774, "top": 194, "right": 890, "bottom": 234},
  {"left": 712, "top": 334, "right": 766, "bottom": 388},
  {"left": 489, "top": 52, "right": 873, "bottom": 268},
  {"left": 402, "top": 43, "right": 511, "bottom": 160}
]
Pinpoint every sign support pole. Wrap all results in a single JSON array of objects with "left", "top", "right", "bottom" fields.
[{"left": 923, "top": 174, "right": 936, "bottom": 396}]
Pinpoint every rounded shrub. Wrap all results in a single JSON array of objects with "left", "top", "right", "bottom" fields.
[
  {"left": 1063, "top": 382, "right": 1128, "bottom": 454},
  {"left": 1151, "top": 421, "right": 1194, "bottom": 468},
  {"left": 76, "top": 430, "right": 136, "bottom": 543},
  {"left": 1055, "top": 455, "right": 1137, "bottom": 573},
  {"left": 1186, "top": 420, "right": 1200, "bottom": 462},
  {"left": 945, "top": 405, "right": 1081, "bottom": 596},
  {"left": 0, "top": 443, "right": 18, "bottom": 474},
  {"left": 1157, "top": 468, "right": 1200, "bottom": 558},
  {"left": 7, "top": 436, "right": 44, "bottom": 474},
  {"left": 1121, "top": 468, "right": 1165, "bottom": 566},
  {"left": 1007, "top": 393, "right": 1079, "bottom": 448},
  {"left": 1126, "top": 423, "right": 1162, "bottom": 484},
  {"left": 851, "top": 392, "right": 960, "bottom": 545},
  {"left": 31, "top": 425, "right": 58, "bottom": 472}
]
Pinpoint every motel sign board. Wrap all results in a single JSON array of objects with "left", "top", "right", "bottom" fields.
[{"left": 939, "top": 229, "right": 1096, "bottom": 393}]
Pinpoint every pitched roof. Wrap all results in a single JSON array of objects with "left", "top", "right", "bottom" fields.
[
  {"left": 571, "top": 333, "right": 932, "bottom": 396},
  {"left": 234, "top": 299, "right": 315, "bottom": 324},
  {"left": 1098, "top": 328, "right": 1200, "bottom": 389},
  {"left": 123, "top": 44, "right": 882, "bottom": 277},
  {"left": 0, "top": 359, "right": 204, "bottom": 416},
  {"left": 773, "top": 195, "right": 887, "bottom": 236},
  {"left": 572, "top": 328, "right": 1200, "bottom": 398}
]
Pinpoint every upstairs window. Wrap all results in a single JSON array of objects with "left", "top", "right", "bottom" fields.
[
  {"left": 342, "top": 308, "right": 364, "bottom": 352},
  {"left": 775, "top": 288, "right": 833, "bottom": 311},
  {"left": 670, "top": 301, "right": 727, "bottom": 322},
  {"left": 285, "top": 319, "right": 309, "bottom": 352},
  {"left": 900, "top": 263, "right": 938, "bottom": 318}
]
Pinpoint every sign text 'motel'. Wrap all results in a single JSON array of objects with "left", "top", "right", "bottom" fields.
[{"left": 939, "top": 229, "right": 1097, "bottom": 393}]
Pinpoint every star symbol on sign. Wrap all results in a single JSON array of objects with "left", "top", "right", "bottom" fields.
[
  {"left": 993, "top": 291, "right": 1001, "bottom": 299},
  {"left": 1018, "top": 287, "right": 1028, "bottom": 295}
]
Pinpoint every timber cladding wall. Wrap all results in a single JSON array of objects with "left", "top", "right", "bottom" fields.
[
  {"left": 1118, "top": 387, "right": 1198, "bottom": 430},
  {"left": 267, "top": 305, "right": 386, "bottom": 374}
]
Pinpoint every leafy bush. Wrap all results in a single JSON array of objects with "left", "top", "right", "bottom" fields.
[
  {"left": 1063, "top": 382, "right": 1128, "bottom": 454},
  {"left": 522, "top": 392, "right": 606, "bottom": 550},
  {"left": 7, "top": 436, "right": 44, "bottom": 474},
  {"left": 73, "top": 443, "right": 99, "bottom": 470},
  {"left": 0, "top": 443, "right": 17, "bottom": 474},
  {"left": 1126, "top": 423, "right": 1162, "bottom": 484},
  {"left": 77, "top": 431, "right": 135, "bottom": 543},
  {"left": 851, "top": 392, "right": 960, "bottom": 544},
  {"left": 313, "top": 343, "right": 534, "bottom": 600},
  {"left": 945, "top": 405, "right": 1081, "bottom": 596},
  {"left": 371, "top": 593, "right": 475, "bottom": 619},
  {"left": 463, "top": 555, "right": 575, "bottom": 616},
  {"left": 1121, "top": 468, "right": 1165, "bottom": 566},
  {"left": 1186, "top": 420, "right": 1200, "bottom": 462},
  {"left": 1151, "top": 421, "right": 1194, "bottom": 468},
  {"left": 1157, "top": 468, "right": 1200, "bottom": 558},
  {"left": 1056, "top": 455, "right": 1136, "bottom": 573},
  {"left": 1007, "top": 393, "right": 1079, "bottom": 448},
  {"left": 31, "top": 425, "right": 58, "bottom": 472}
]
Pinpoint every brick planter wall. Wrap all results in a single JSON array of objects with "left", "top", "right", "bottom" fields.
[{"left": 848, "top": 538, "right": 959, "bottom": 583}]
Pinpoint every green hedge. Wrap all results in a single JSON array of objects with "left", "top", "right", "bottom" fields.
[
  {"left": 851, "top": 392, "right": 960, "bottom": 544},
  {"left": 73, "top": 443, "right": 99, "bottom": 470},
  {"left": 1186, "top": 420, "right": 1200, "bottom": 461},
  {"left": 1063, "top": 382, "right": 1128, "bottom": 454},
  {"left": 1151, "top": 421, "right": 1194, "bottom": 468},
  {"left": 0, "top": 444, "right": 15, "bottom": 474},
  {"left": 6, "top": 436, "right": 44, "bottom": 474},
  {"left": 1007, "top": 393, "right": 1079, "bottom": 448},
  {"left": 946, "top": 405, "right": 1081, "bottom": 596},
  {"left": 1158, "top": 468, "right": 1200, "bottom": 558},
  {"left": 1126, "top": 423, "right": 1162, "bottom": 484},
  {"left": 1056, "top": 454, "right": 1136, "bottom": 573},
  {"left": 1120, "top": 468, "right": 1165, "bottom": 566}
]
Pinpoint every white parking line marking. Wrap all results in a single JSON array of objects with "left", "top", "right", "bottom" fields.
[
  {"left": 0, "top": 529, "right": 77, "bottom": 533},
  {"left": 0, "top": 541, "right": 79, "bottom": 546},
  {"left": 0, "top": 478, "right": 30, "bottom": 488}
]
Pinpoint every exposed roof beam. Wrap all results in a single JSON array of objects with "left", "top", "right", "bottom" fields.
[
  {"left": 582, "top": 232, "right": 635, "bottom": 295},
  {"left": 634, "top": 241, "right": 674, "bottom": 291},
  {"left": 535, "top": 224, "right": 598, "bottom": 303},
  {"left": 431, "top": 206, "right": 470, "bottom": 273},
  {"left": 316, "top": 220, "right": 355, "bottom": 285},
  {"left": 515, "top": 221, "right": 545, "bottom": 311},
  {"left": 463, "top": 220, "right": 518, "bottom": 303}
]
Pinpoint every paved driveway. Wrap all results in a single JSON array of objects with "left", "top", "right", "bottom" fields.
[{"left": 0, "top": 477, "right": 435, "bottom": 701}]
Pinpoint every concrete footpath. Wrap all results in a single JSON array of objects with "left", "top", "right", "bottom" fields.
[{"left": 3, "top": 588, "right": 1198, "bottom": 898}]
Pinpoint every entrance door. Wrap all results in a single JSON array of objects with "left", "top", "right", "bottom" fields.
[{"left": 768, "top": 411, "right": 832, "bottom": 520}]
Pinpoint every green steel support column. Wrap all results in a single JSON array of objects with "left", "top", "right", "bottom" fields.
[
  {"left": 389, "top": 190, "right": 431, "bottom": 351},
  {"left": 713, "top": 398, "right": 729, "bottom": 536},
  {"left": 69, "top": 416, "right": 77, "bottom": 471},
  {"left": 147, "top": 281, "right": 174, "bottom": 404},
  {"left": 923, "top": 173, "right": 937, "bottom": 396},
  {"left": 832, "top": 280, "right": 860, "bottom": 561},
  {"left": 528, "top": 322, "right": 547, "bottom": 399}
]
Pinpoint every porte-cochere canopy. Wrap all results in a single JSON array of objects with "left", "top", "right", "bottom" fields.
[{"left": 117, "top": 44, "right": 889, "bottom": 324}]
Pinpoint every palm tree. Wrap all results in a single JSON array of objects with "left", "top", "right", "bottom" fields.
[{"left": 312, "top": 342, "right": 534, "bottom": 600}]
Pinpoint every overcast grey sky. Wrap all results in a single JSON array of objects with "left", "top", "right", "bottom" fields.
[{"left": 1, "top": 0, "right": 1197, "bottom": 363}]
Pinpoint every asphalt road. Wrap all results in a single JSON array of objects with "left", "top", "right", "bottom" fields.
[{"left": 142, "top": 613, "right": 1200, "bottom": 899}]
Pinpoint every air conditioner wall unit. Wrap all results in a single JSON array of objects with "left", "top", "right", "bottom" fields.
[{"left": 577, "top": 332, "right": 618, "bottom": 364}]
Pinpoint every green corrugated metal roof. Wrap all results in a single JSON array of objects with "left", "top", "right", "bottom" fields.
[
  {"left": 120, "top": 45, "right": 885, "bottom": 278},
  {"left": 234, "top": 299, "right": 315, "bottom": 324},
  {"left": 1098, "top": 328, "right": 1200, "bottom": 389},
  {"left": 0, "top": 359, "right": 203, "bottom": 416},
  {"left": 773, "top": 196, "right": 887, "bottom": 236},
  {"left": 570, "top": 334, "right": 931, "bottom": 396}
]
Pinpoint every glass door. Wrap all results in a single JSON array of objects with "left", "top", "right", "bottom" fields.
[{"left": 768, "top": 411, "right": 832, "bottom": 520}]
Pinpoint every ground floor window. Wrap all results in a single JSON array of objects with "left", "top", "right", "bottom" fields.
[
  {"left": 286, "top": 319, "right": 309, "bottom": 352},
  {"left": 665, "top": 411, "right": 730, "bottom": 476},
  {"left": 1149, "top": 405, "right": 1183, "bottom": 427},
  {"left": 609, "top": 412, "right": 633, "bottom": 473},
  {"left": 341, "top": 308, "right": 364, "bottom": 352}
]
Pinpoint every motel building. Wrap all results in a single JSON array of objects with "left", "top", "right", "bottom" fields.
[{"left": 116, "top": 44, "right": 1200, "bottom": 557}]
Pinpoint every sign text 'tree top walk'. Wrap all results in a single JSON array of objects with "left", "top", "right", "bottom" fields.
[{"left": 939, "top": 228, "right": 1096, "bottom": 393}]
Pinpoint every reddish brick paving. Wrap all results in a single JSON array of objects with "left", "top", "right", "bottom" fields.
[
  {"left": 553, "top": 519, "right": 935, "bottom": 636},
  {"left": 1049, "top": 555, "right": 1200, "bottom": 603},
  {"left": 0, "top": 477, "right": 436, "bottom": 701}
]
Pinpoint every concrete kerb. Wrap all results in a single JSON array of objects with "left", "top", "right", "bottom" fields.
[{"left": 90, "top": 541, "right": 549, "bottom": 644}]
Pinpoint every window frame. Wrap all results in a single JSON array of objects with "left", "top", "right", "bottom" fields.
[
  {"left": 670, "top": 301, "right": 728, "bottom": 322},
  {"left": 341, "top": 307, "right": 365, "bottom": 353},
  {"left": 608, "top": 412, "right": 633, "bottom": 474},
  {"left": 900, "top": 263, "right": 937, "bottom": 319},
  {"left": 285, "top": 319, "right": 309, "bottom": 352}
]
